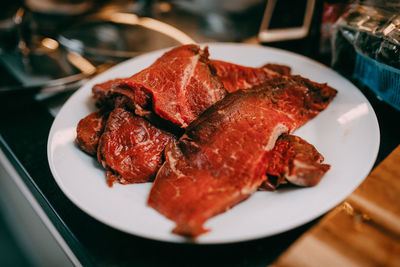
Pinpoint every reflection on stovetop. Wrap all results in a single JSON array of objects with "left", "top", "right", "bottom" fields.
[{"left": 1, "top": 0, "right": 268, "bottom": 116}]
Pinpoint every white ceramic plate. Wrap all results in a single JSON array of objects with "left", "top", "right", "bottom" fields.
[{"left": 48, "top": 43, "right": 380, "bottom": 244}]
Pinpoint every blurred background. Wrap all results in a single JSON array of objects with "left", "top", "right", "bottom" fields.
[{"left": 0, "top": 0, "right": 348, "bottom": 98}]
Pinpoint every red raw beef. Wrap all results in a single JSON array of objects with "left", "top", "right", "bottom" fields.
[
  {"left": 262, "top": 63, "right": 291, "bottom": 76},
  {"left": 76, "top": 108, "right": 109, "bottom": 155},
  {"left": 210, "top": 60, "right": 282, "bottom": 93},
  {"left": 91, "top": 61, "right": 291, "bottom": 108},
  {"left": 97, "top": 108, "right": 176, "bottom": 186},
  {"left": 93, "top": 45, "right": 227, "bottom": 128},
  {"left": 76, "top": 45, "right": 336, "bottom": 190},
  {"left": 148, "top": 78, "right": 336, "bottom": 238},
  {"left": 93, "top": 78, "right": 126, "bottom": 108},
  {"left": 262, "top": 134, "right": 330, "bottom": 190}
]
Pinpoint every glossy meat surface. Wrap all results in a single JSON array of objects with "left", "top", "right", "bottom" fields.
[
  {"left": 93, "top": 78, "right": 126, "bottom": 108},
  {"left": 95, "top": 45, "right": 227, "bottom": 128},
  {"left": 98, "top": 108, "right": 176, "bottom": 186},
  {"left": 262, "top": 63, "right": 292, "bottom": 76},
  {"left": 262, "top": 134, "right": 331, "bottom": 190},
  {"left": 148, "top": 80, "right": 336, "bottom": 237},
  {"left": 76, "top": 108, "right": 109, "bottom": 155},
  {"left": 263, "top": 75, "right": 337, "bottom": 127},
  {"left": 210, "top": 59, "right": 281, "bottom": 93}
]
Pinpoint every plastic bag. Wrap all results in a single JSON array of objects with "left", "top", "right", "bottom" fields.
[{"left": 331, "top": 1, "right": 400, "bottom": 110}]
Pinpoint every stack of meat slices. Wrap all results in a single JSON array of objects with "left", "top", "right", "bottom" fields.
[
  {"left": 76, "top": 44, "right": 337, "bottom": 238},
  {"left": 77, "top": 44, "right": 227, "bottom": 185}
]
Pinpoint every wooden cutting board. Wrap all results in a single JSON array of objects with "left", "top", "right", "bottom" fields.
[{"left": 273, "top": 145, "right": 400, "bottom": 267}]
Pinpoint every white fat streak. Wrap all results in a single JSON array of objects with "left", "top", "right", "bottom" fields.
[
  {"left": 114, "top": 144, "right": 123, "bottom": 156},
  {"left": 241, "top": 80, "right": 252, "bottom": 88},
  {"left": 164, "top": 148, "right": 188, "bottom": 198},
  {"left": 208, "top": 87, "right": 218, "bottom": 102},
  {"left": 174, "top": 113, "right": 186, "bottom": 127},
  {"left": 180, "top": 55, "right": 198, "bottom": 90},
  {"left": 121, "top": 156, "right": 132, "bottom": 167},
  {"left": 179, "top": 54, "right": 199, "bottom": 109},
  {"left": 286, "top": 175, "right": 307, "bottom": 187},
  {"left": 101, "top": 160, "right": 107, "bottom": 168},
  {"left": 222, "top": 162, "right": 234, "bottom": 172},
  {"left": 201, "top": 79, "right": 220, "bottom": 103},
  {"left": 136, "top": 140, "right": 153, "bottom": 149},
  {"left": 166, "top": 149, "right": 186, "bottom": 179},
  {"left": 142, "top": 123, "right": 150, "bottom": 138},
  {"left": 240, "top": 181, "right": 261, "bottom": 195},
  {"left": 161, "top": 55, "right": 199, "bottom": 127},
  {"left": 167, "top": 100, "right": 186, "bottom": 125},
  {"left": 258, "top": 106, "right": 296, "bottom": 128},
  {"left": 286, "top": 159, "right": 317, "bottom": 186},
  {"left": 143, "top": 72, "right": 150, "bottom": 83},
  {"left": 263, "top": 123, "right": 289, "bottom": 151},
  {"left": 292, "top": 159, "right": 317, "bottom": 170}
]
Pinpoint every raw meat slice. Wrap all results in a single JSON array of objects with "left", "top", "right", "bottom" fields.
[
  {"left": 81, "top": 59, "right": 335, "bottom": 188},
  {"left": 91, "top": 61, "right": 290, "bottom": 107},
  {"left": 75, "top": 94, "right": 143, "bottom": 157},
  {"left": 90, "top": 54, "right": 291, "bottom": 125},
  {"left": 148, "top": 79, "right": 336, "bottom": 237},
  {"left": 263, "top": 75, "right": 337, "bottom": 127},
  {"left": 261, "top": 134, "right": 330, "bottom": 190},
  {"left": 94, "top": 45, "right": 227, "bottom": 128},
  {"left": 77, "top": 46, "right": 335, "bottom": 190},
  {"left": 76, "top": 108, "right": 109, "bottom": 155},
  {"left": 262, "top": 63, "right": 291, "bottom": 76},
  {"left": 93, "top": 78, "right": 126, "bottom": 108},
  {"left": 98, "top": 108, "right": 176, "bottom": 186},
  {"left": 210, "top": 60, "right": 281, "bottom": 93}
]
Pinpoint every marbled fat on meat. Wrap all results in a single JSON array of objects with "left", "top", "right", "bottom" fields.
[
  {"left": 93, "top": 45, "right": 227, "bottom": 128},
  {"left": 77, "top": 47, "right": 336, "bottom": 190},
  {"left": 210, "top": 60, "right": 282, "bottom": 93},
  {"left": 80, "top": 56, "right": 291, "bottom": 158},
  {"left": 262, "top": 63, "right": 292, "bottom": 76},
  {"left": 148, "top": 79, "right": 336, "bottom": 238},
  {"left": 262, "top": 134, "right": 331, "bottom": 190}
]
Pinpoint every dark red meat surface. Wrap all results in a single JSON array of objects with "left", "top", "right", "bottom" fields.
[
  {"left": 76, "top": 108, "right": 109, "bottom": 155},
  {"left": 148, "top": 78, "right": 336, "bottom": 238},
  {"left": 94, "top": 45, "right": 227, "bottom": 128},
  {"left": 97, "top": 108, "right": 176, "bottom": 186},
  {"left": 262, "top": 63, "right": 292, "bottom": 76},
  {"left": 93, "top": 78, "right": 126, "bottom": 108},
  {"left": 262, "top": 134, "right": 331, "bottom": 190},
  {"left": 210, "top": 60, "right": 282, "bottom": 93}
]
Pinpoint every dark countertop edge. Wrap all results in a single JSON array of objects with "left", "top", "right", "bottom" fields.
[{"left": 0, "top": 135, "right": 94, "bottom": 267}]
